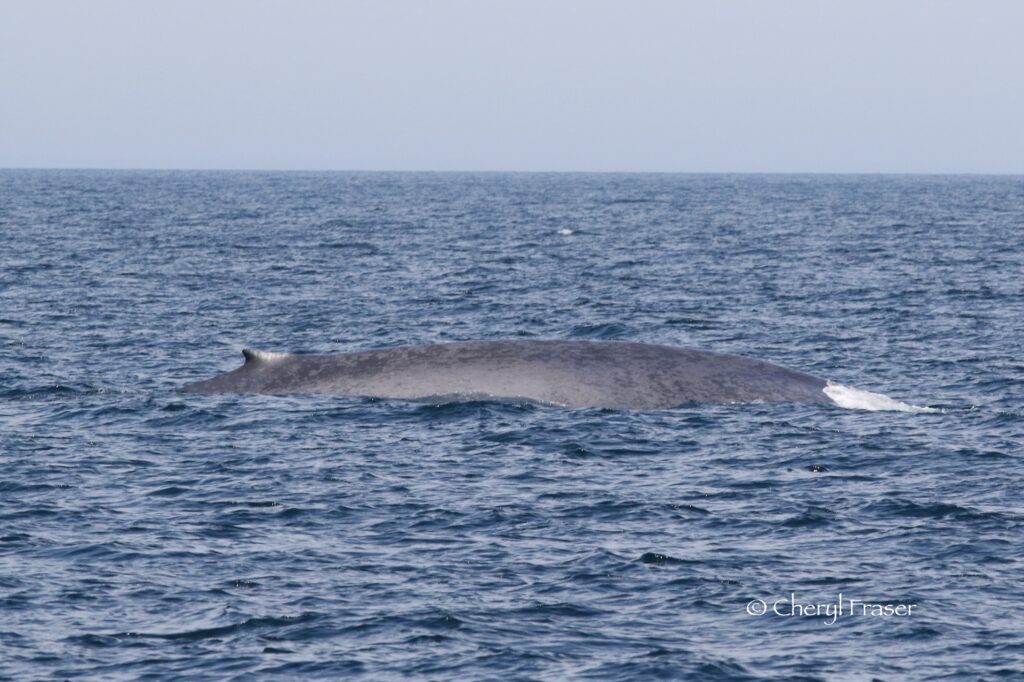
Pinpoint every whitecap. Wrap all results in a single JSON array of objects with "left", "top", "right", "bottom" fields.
[{"left": 824, "top": 382, "right": 941, "bottom": 413}]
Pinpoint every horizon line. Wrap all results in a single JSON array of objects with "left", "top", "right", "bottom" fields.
[{"left": 2, "top": 165, "right": 1023, "bottom": 177}]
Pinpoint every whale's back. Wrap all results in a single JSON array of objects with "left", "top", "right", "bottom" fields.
[{"left": 180, "top": 340, "right": 832, "bottom": 409}]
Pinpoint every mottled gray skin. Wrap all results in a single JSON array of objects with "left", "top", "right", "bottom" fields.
[{"left": 180, "top": 340, "right": 834, "bottom": 409}]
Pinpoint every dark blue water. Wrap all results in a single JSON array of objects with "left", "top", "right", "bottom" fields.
[{"left": 1, "top": 170, "right": 1022, "bottom": 680}]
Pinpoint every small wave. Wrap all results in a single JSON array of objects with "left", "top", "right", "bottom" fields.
[
  {"left": 320, "top": 241, "right": 380, "bottom": 254},
  {"left": 824, "top": 382, "right": 940, "bottom": 413},
  {"left": 110, "top": 612, "right": 318, "bottom": 642},
  {"left": 568, "top": 323, "right": 633, "bottom": 339},
  {"left": 605, "top": 198, "right": 661, "bottom": 205}
]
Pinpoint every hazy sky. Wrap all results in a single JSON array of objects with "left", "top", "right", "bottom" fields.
[{"left": 1, "top": 0, "right": 1022, "bottom": 172}]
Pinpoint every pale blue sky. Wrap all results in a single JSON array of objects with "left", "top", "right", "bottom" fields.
[{"left": 1, "top": 0, "right": 1021, "bottom": 172}]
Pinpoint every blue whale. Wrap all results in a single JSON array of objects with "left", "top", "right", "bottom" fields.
[{"left": 180, "top": 340, "right": 837, "bottom": 409}]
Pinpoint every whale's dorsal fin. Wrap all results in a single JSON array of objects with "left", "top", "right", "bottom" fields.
[{"left": 242, "top": 348, "right": 290, "bottom": 365}]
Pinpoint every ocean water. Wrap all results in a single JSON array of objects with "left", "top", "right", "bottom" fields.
[{"left": 0, "top": 170, "right": 1021, "bottom": 680}]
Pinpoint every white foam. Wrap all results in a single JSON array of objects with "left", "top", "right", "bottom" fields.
[
  {"left": 558, "top": 228, "right": 574, "bottom": 236},
  {"left": 242, "top": 348, "right": 291, "bottom": 364},
  {"left": 823, "top": 382, "right": 941, "bottom": 413}
]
